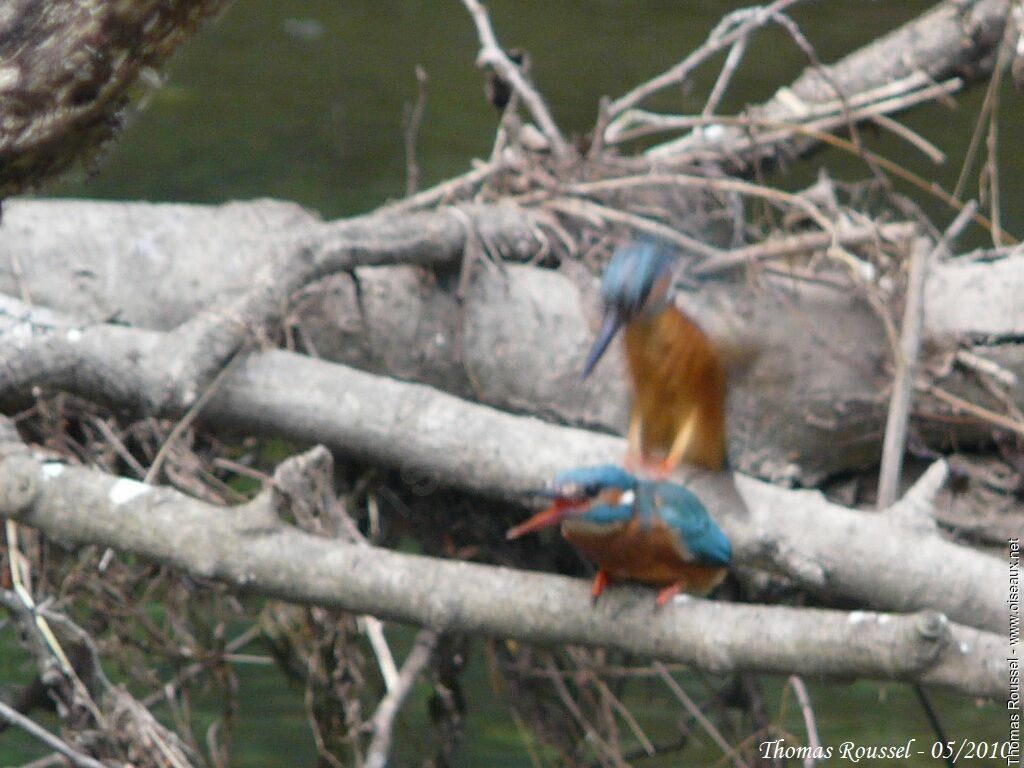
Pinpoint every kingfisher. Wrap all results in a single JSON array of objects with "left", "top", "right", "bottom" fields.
[
  {"left": 507, "top": 465, "right": 731, "bottom": 606},
  {"left": 581, "top": 240, "right": 727, "bottom": 475}
]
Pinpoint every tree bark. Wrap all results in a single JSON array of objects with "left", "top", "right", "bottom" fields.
[
  {"left": 0, "top": 0, "right": 234, "bottom": 197},
  {"left": 3, "top": 199, "right": 1022, "bottom": 483},
  {"left": 0, "top": 298, "right": 1007, "bottom": 635},
  {"left": 0, "top": 448, "right": 1004, "bottom": 698}
]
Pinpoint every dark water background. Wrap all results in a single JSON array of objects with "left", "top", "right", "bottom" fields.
[{"left": 1, "top": 1, "right": 1016, "bottom": 765}]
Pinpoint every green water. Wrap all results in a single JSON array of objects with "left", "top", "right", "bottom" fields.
[
  {"left": 4, "top": 0, "right": 1017, "bottom": 765},
  {"left": 0, "top": 629, "right": 1011, "bottom": 766},
  {"left": 64, "top": 0, "right": 1024, "bottom": 235}
]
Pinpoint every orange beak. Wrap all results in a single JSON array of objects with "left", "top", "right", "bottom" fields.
[{"left": 506, "top": 498, "right": 584, "bottom": 540}]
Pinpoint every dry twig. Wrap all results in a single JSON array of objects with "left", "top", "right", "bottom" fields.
[
  {"left": 459, "top": 0, "right": 570, "bottom": 159},
  {"left": 365, "top": 629, "right": 439, "bottom": 768},
  {"left": 0, "top": 701, "right": 107, "bottom": 768},
  {"left": 877, "top": 203, "right": 977, "bottom": 508}
]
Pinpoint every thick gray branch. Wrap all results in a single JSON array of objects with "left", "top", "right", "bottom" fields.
[
  {"left": 0, "top": 453, "right": 1004, "bottom": 698},
  {"left": 0, "top": 303, "right": 1006, "bottom": 634},
  {"left": 4, "top": 200, "right": 1024, "bottom": 483},
  {"left": 0, "top": 200, "right": 541, "bottom": 413}
]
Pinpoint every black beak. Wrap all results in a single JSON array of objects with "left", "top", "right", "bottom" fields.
[{"left": 580, "top": 309, "right": 624, "bottom": 380}]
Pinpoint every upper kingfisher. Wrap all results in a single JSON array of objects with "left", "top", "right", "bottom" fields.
[
  {"left": 581, "top": 240, "right": 727, "bottom": 476},
  {"left": 507, "top": 465, "right": 731, "bottom": 605}
]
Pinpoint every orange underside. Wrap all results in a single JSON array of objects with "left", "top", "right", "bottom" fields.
[
  {"left": 624, "top": 308, "right": 726, "bottom": 471},
  {"left": 563, "top": 518, "right": 726, "bottom": 595}
]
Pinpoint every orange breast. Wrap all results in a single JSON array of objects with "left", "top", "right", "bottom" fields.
[
  {"left": 624, "top": 308, "right": 726, "bottom": 470},
  {"left": 562, "top": 517, "right": 726, "bottom": 594}
]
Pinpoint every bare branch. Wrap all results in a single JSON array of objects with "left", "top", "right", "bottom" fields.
[
  {"left": 645, "top": 0, "right": 1010, "bottom": 169},
  {"left": 691, "top": 221, "right": 916, "bottom": 278},
  {"left": 459, "top": 0, "right": 570, "bottom": 159},
  {"left": 0, "top": 201, "right": 542, "bottom": 415},
  {"left": 877, "top": 238, "right": 935, "bottom": 509},
  {"left": 606, "top": 0, "right": 809, "bottom": 120},
  {"left": 365, "top": 629, "right": 439, "bottom": 768},
  {"left": 653, "top": 661, "right": 748, "bottom": 768},
  {"left": 0, "top": 298, "right": 1007, "bottom": 633},
  {"left": 5, "top": 199, "right": 1024, "bottom": 484},
  {"left": 0, "top": 701, "right": 106, "bottom": 768},
  {"left": 786, "top": 676, "right": 822, "bottom": 768},
  {"left": 878, "top": 207, "right": 977, "bottom": 508},
  {"left": 0, "top": 450, "right": 1005, "bottom": 697}
]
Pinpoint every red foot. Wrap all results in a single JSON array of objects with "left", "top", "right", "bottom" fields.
[
  {"left": 591, "top": 570, "right": 611, "bottom": 602},
  {"left": 650, "top": 458, "right": 677, "bottom": 481},
  {"left": 623, "top": 452, "right": 641, "bottom": 473},
  {"left": 655, "top": 581, "right": 684, "bottom": 607},
  {"left": 624, "top": 454, "right": 676, "bottom": 480}
]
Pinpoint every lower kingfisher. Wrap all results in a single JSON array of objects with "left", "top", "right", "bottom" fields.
[
  {"left": 581, "top": 240, "right": 727, "bottom": 476},
  {"left": 507, "top": 465, "right": 731, "bottom": 606}
]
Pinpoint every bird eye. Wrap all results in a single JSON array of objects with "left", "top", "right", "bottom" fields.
[{"left": 552, "top": 483, "right": 578, "bottom": 498}]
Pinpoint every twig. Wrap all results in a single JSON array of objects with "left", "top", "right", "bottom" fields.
[
  {"left": 876, "top": 237, "right": 934, "bottom": 510},
  {"left": 459, "top": 0, "right": 569, "bottom": 159},
  {"left": 542, "top": 197, "right": 723, "bottom": 259},
  {"left": 643, "top": 79, "right": 961, "bottom": 158},
  {"left": 869, "top": 113, "right": 945, "bottom": 165},
  {"left": 273, "top": 446, "right": 404, "bottom": 694},
  {"left": 955, "top": 349, "right": 1018, "bottom": 388},
  {"left": 361, "top": 617, "right": 400, "bottom": 693},
  {"left": 383, "top": 160, "right": 506, "bottom": 214},
  {"left": 635, "top": 104, "right": 1009, "bottom": 244},
  {"left": 983, "top": 35, "right": 1008, "bottom": 248},
  {"left": 703, "top": 37, "right": 749, "bottom": 117},
  {"left": 953, "top": 11, "right": 1015, "bottom": 203},
  {"left": 541, "top": 655, "right": 619, "bottom": 767},
  {"left": 877, "top": 203, "right": 977, "bottom": 508},
  {"left": 88, "top": 415, "right": 147, "bottom": 479},
  {"left": 652, "top": 662, "right": 750, "bottom": 768},
  {"left": 565, "top": 648, "right": 656, "bottom": 757},
  {"left": 607, "top": 0, "right": 808, "bottom": 120},
  {"left": 914, "top": 685, "right": 955, "bottom": 768},
  {"left": 691, "top": 221, "right": 916, "bottom": 278},
  {"left": 607, "top": 71, "right": 946, "bottom": 143},
  {"left": 593, "top": 679, "right": 655, "bottom": 756},
  {"left": 786, "top": 676, "right": 821, "bottom": 767},
  {"left": 562, "top": 173, "right": 832, "bottom": 231},
  {"left": 0, "top": 700, "right": 107, "bottom": 768},
  {"left": 364, "top": 628, "right": 439, "bottom": 768},
  {"left": 926, "top": 384, "right": 1024, "bottom": 439},
  {"left": 144, "top": 350, "right": 243, "bottom": 484},
  {"left": 403, "top": 65, "right": 429, "bottom": 197},
  {"left": 141, "top": 624, "right": 263, "bottom": 708}
]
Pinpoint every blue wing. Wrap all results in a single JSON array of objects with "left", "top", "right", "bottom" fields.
[{"left": 643, "top": 482, "right": 732, "bottom": 567}]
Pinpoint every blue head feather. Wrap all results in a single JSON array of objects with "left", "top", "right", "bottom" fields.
[
  {"left": 580, "top": 240, "right": 676, "bottom": 379},
  {"left": 641, "top": 481, "right": 732, "bottom": 567},
  {"left": 600, "top": 239, "right": 675, "bottom": 317},
  {"left": 550, "top": 465, "right": 638, "bottom": 495}
]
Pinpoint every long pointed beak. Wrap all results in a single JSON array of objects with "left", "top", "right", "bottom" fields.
[
  {"left": 580, "top": 309, "right": 624, "bottom": 380},
  {"left": 506, "top": 499, "right": 579, "bottom": 540}
]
